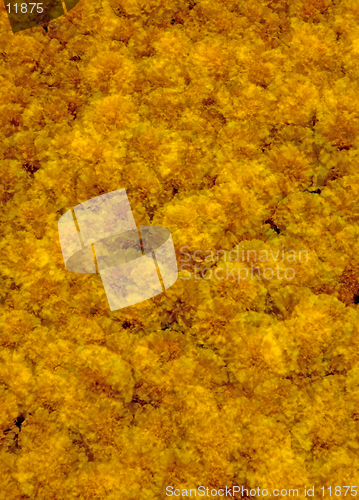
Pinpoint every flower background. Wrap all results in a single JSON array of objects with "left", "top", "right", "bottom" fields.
[{"left": 1, "top": 0, "right": 359, "bottom": 498}]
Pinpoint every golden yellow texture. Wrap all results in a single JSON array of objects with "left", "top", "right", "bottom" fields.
[{"left": 1, "top": 0, "right": 359, "bottom": 498}]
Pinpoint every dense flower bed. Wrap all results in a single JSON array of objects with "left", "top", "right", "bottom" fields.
[{"left": 1, "top": 0, "right": 359, "bottom": 498}]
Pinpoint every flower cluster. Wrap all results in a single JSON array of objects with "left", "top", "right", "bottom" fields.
[{"left": 1, "top": 0, "right": 359, "bottom": 498}]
